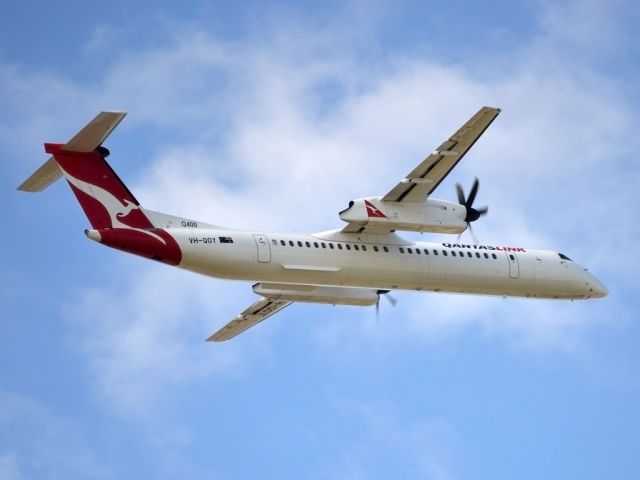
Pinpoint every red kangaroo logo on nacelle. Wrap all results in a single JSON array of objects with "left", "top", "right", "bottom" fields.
[{"left": 364, "top": 199, "right": 387, "bottom": 218}]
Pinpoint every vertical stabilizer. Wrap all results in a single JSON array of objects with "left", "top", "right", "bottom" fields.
[{"left": 18, "top": 112, "right": 182, "bottom": 266}]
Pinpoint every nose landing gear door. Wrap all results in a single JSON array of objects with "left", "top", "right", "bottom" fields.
[{"left": 253, "top": 234, "right": 271, "bottom": 263}]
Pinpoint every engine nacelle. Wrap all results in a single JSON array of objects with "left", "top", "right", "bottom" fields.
[
  {"left": 339, "top": 197, "right": 467, "bottom": 233},
  {"left": 253, "top": 283, "right": 379, "bottom": 306}
]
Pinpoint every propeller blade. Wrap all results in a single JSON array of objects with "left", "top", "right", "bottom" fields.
[
  {"left": 476, "top": 205, "right": 488, "bottom": 216},
  {"left": 466, "top": 177, "right": 479, "bottom": 207},
  {"left": 385, "top": 293, "right": 398, "bottom": 307},
  {"left": 455, "top": 183, "right": 466, "bottom": 205},
  {"left": 375, "top": 290, "right": 398, "bottom": 315},
  {"left": 468, "top": 223, "right": 479, "bottom": 245}
]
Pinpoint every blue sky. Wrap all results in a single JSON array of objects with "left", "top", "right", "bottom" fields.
[{"left": 2, "top": 0, "right": 639, "bottom": 478}]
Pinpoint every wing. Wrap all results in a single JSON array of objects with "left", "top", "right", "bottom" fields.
[
  {"left": 381, "top": 106, "right": 500, "bottom": 203},
  {"left": 207, "top": 283, "right": 380, "bottom": 341},
  {"left": 207, "top": 297, "right": 292, "bottom": 342}
]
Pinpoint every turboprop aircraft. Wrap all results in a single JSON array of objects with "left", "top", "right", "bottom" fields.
[{"left": 18, "top": 107, "right": 607, "bottom": 341}]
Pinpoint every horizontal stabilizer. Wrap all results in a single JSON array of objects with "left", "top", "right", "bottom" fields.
[
  {"left": 17, "top": 157, "right": 61, "bottom": 193},
  {"left": 18, "top": 111, "right": 127, "bottom": 192}
]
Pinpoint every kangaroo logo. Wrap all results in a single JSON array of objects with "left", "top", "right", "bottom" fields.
[
  {"left": 64, "top": 171, "right": 166, "bottom": 244},
  {"left": 364, "top": 199, "right": 387, "bottom": 218}
]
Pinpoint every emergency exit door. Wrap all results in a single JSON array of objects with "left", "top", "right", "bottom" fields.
[
  {"left": 508, "top": 253, "right": 520, "bottom": 279},
  {"left": 253, "top": 234, "right": 271, "bottom": 263}
]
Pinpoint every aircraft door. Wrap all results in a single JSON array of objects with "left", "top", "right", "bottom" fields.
[
  {"left": 253, "top": 234, "right": 271, "bottom": 263},
  {"left": 507, "top": 253, "right": 520, "bottom": 279},
  {"left": 534, "top": 256, "right": 546, "bottom": 283}
]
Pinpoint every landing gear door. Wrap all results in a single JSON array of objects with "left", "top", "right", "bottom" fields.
[
  {"left": 253, "top": 234, "right": 271, "bottom": 263},
  {"left": 507, "top": 253, "right": 520, "bottom": 279}
]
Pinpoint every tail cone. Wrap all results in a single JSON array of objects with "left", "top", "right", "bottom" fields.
[{"left": 84, "top": 229, "right": 101, "bottom": 242}]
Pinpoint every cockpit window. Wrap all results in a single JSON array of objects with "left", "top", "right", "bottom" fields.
[{"left": 558, "top": 253, "right": 573, "bottom": 261}]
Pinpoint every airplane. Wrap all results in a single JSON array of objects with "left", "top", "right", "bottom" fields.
[{"left": 18, "top": 107, "right": 607, "bottom": 341}]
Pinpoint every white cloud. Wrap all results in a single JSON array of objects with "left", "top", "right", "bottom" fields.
[
  {"left": 0, "top": 392, "right": 107, "bottom": 479},
  {"left": 313, "top": 396, "right": 457, "bottom": 480},
  {"left": 64, "top": 263, "right": 258, "bottom": 416},
  {"left": 536, "top": 0, "right": 637, "bottom": 59}
]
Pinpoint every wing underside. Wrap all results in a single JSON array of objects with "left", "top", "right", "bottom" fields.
[
  {"left": 383, "top": 106, "right": 500, "bottom": 203},
  {"left": 208, "top": 283, "right": 380, "bottom": 341},
  {"left": 208, "top": 297, "right": 292, "bottom": 342},
  {"left": 341, "top": 106, "right": 500, "bottom": 234}
]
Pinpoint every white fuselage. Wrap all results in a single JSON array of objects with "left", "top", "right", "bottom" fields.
[{"left": 168, "top": 228, "right": 607, "bottom": 300}]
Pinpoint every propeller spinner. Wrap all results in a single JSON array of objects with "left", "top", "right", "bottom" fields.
[
  {"left": 455, "top": 178, "right": 488, "bottom": 244},
  {"left": 456, "top": 177, "right": 488, "bottom": 224}
]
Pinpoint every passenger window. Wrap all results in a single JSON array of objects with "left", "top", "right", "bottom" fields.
[
  {"left": 475, "top": 252, "right": 480, "bottom": 258},
  {"left": 362, "top": 245, "right": 367, "bottom": 251},
  {"left": 467, "top": 252, "right": 472, "bottom": 258},
  {"left": 338, "top": 244, "right": 343, "bottom": 250},
  {"left": 272, "top": 239, "right": 277, "bottom": 246},
  {"left": 424, "top": 249, "right": 429, "bottom": 255},
  {"left": 452, "top": 251, "right": 457, "bottom": 257},
  {"left": 492, "top": 253, "right": 497, "bottom": 259},
  {"left": 346, "top": 244, "right": 351, "bottom": 250},
  {"left": 314, "top": 242, "right": 319, "bottom": 248},
  {"left": 484, "top": 253, "right": 489, "bottom": 259},
  {"left": 373, "top": 246, "right": 379, "bottom": 252},
  {"left": 280, "top": 240, "right": 286, "bottom": 246},
  {"left": 289, "top": 240, "right": 294, "bottom": 246},
  {"left": 443, "top": 250, "right": 448, "bottom": 256},
  {"left": 509, "top": 254, "right": 515, "bottom": 261},
  {"left": 329, "top": 243, "right": 334, "bottom": 249},
  {"left": 354, "top": 245, "right": 360, "bottom": 251},
  {"left": 416, "top": 249, "right": 421, "bottom": 255},
  {"left": 297, "top": 241, "right": 303, "bottom": 247},
  {"left": 305, "top": 241, "right": 310, "bottom": 247},
  {"left": 459, "top": 251, "right": 464, "bottom": 257},
  {"left": 399, "top": 247, "right": 404, "bottom": 253},
  {"left": 321, "top": 243, "right": 326, "bottom": 248},
  {"left": 383, "top": 246, "right": 389, "bottom": 252},
  {"left": 407, "top": 248, "right": 413, "bottom": 254},
  {"left": 434, "top": 250, "right": 438, "bottom": 256}
]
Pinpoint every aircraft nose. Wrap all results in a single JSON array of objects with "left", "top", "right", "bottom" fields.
[{"left": 586, "top": 272, "right": 608, "bottom": 298}]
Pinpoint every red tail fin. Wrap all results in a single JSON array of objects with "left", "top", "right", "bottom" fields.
[
  {"left": 46, "top": 143, "right": 182, "bottom": 265},
  {"left": 45, "top": 143, "right": 153, "bottom": 230},
  {"left": 19, "top": 112, "right": 182, "bottom": 265}
]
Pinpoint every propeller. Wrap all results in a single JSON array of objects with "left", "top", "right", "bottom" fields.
[
  {"left": 375, "top": 290, "right": 397, "bottom": 322},
  {"left": 455, "top": 177, "right": 488, "bottom": 243}
]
